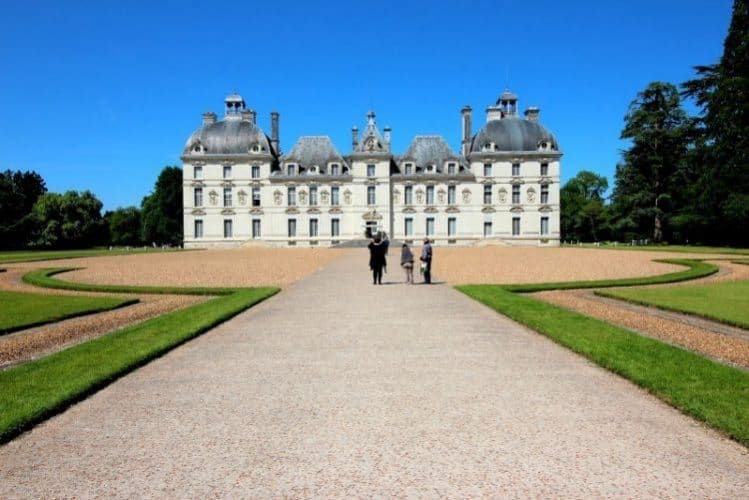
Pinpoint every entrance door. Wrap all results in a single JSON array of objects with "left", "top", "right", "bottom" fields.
[{"left": 365, "top": 221, "right": 378, "bottom": 238}]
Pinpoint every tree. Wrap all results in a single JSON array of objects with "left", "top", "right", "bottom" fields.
[
  {"left": 107, "top": 206, "right": 142, "bottom": 246},
  {"left": 141, "top": 166, "right": 183, "bottom": 246},
  {"left": 682, "top": 0, "right": 749, "bottom": 245},
  {"left": 30, "top": 190, "right": 106, "bottom": 249},
  {"left": 611, "top": 82, "right": 694, "bottom": 243},
  {"left": 0, "top": 169, "right": 47, "bottom": 249},
  {"left": 560, "top": 170, "right": 609, "bottom": 242}
]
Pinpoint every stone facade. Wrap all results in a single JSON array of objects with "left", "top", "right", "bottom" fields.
[{"left": 182, "top": 90, "right": 562, "bottom": 247}]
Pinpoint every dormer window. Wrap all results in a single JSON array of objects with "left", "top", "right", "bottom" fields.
[
  {"left": 448, "top": 163, "right": 456, "bottom": 175},
  {"left": 310, "top": 166, "right": 318, "bottom": 174},
  {"left": 194, "top": 166, "right": 203, "bottom": 179},
  {"left": 483, "top": 143, "right": 491, "bottom": 151},
  {"left": 287, "top": 164, "right": 296, "bottom": 176},
  {"left": 251, "top": 144, "right": 260, "bottom": 153},
  {"left": 427, "top": 165, "right": 434, "bottom": 173},
  {"left": 331, "top": 164, "right": 339, "bottom": 176},
  {"left": 404, "top": 163, "right": 413, "bottom": 175},
  {"left": 223, "top": 165, "right": 232, "bottom": 179}
]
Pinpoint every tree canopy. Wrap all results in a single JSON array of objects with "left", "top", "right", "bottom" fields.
[
  {"left": 141, "top": 166, "right": 183, "bottom": 246},
  {"left": 30, "top": 190, "right": 106, "bottom": 249},
  {"left": 0, "top": 169, "right": 47, "bottom": 249},
  {"left": 561, "top": 171, "right": 609, "bottom": 242}
]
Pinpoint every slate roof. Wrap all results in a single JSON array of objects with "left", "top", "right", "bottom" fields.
[
  {"left": 399, "top": 136, "right": 461, "bottom": 172},
  {"left": 470, "top": 117, "right": 558, "bottom": 153},
  {"left": 184, "top": 118, "right": 276, "bottom": 156},
  {"left": 281, "top": 136, "right": 349, "bottom": 171}
]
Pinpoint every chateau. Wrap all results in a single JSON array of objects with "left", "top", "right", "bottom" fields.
[{"left": 181, "top": 89, "right": 561, "bottom": 247}]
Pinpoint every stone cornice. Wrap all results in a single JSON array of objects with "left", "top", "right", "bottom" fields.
[
  {"left": 468, "top": 151, "right": 563, "bottom": 161},
  {"left": 182, "top": 153, "right": 275, "bottom": 163}
]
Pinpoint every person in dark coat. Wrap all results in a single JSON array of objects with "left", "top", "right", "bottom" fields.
[
  {"left": 368, "top": 237, "right": 387, "bottom": 285},
  {"left": 420, "top": 238, "right": 433, "bottom": 284}
]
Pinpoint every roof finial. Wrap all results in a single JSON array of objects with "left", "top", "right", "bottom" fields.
[{"left": 367, "top": 110, "right": 376, "bottom": 125}]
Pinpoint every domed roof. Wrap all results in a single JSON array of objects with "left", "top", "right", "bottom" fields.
[
  {"left": 471, "top": 117, "right": 558, "bottom": 153},
  {"left": 184, "top": 118, "right": 275, "bottom": 156}
]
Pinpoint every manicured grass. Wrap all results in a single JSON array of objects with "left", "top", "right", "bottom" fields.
[
  {"left": 0, "top": 290, "right": 137, "bottom": 334},
  {"left": 597, "top": 280, "right": 749, "bottom": 330},
  {"left": 568, "top": 243, "right": 749, "bottom": 255},
  {"left": 0, "top": 247, "right": 190, "bottom": 264},
  {"left": 457, "top": 285, "right": 749, "bottom": 446},
  {"left": 0, "top": 269, "right": 278, "bottom": 443}
]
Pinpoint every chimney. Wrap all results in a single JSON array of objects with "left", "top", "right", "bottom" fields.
[
  {"left": 461, "top": 106, "right": 472, "bottom": 157},
  {"left": 202, "top": 112, "right": 217, "bottom": 126},
  {"left": 270, "top": 111, "right": 279, "bottom": 152},
  {"left": 352, "top": 126, "right": 359, "bottom": 150},
  {"left": 241, "top": 109, "right": 257, "bottom": 124},
  {"left": 524, "top": 107, "right": 540, "bottom": 122},
  {"left": 383, "top": 126, "right": 391, "bottom": 151}
]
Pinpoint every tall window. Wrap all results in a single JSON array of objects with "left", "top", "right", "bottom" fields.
[
  {"left": 331, "top": 218, "right": 340, "bottom": 237},
  {"left": 252, "top": 187, "right": 261, "bottom": 207},
  {"left": 512, "top": 217, "right": 521, "bottom": 236},
  {"left": 331, "top": 186, "right": 340, "bottom": 206},
  {"left": 541, "top": 185, "right": 549, "bottom": 204},
  {"left": 404, "top": 217, "right": 413, "bottom": 236},
  {"left": 367, "top": 164, "right": 375, "bottom": 177},
  {"left": 194, "top": 220, "right": 203, "bottom": 238},
  {"left": 512, "top": 185, "right": 520, "bottom": 204},
  {"left": 483, "top": 184, "right": 492, "bottom": 204},
  {"left": 367, "top": 186, "right": 376, "bottom": 205},
  {"left": 309, "top": 186, "right": 318, "bottom": 206},
  {"left": 426, "top": 217, "right": 435, "bottom": 236},
  {"left": 252, "top": 219, "right": 261, "bottom": 238},
  {"left": 251, "top": 165, "right": 260, "bottom": 178},
  {"left": 448, "top": 217, "right": 456, "bottom": 237},
  {"left": 540, "top": 163, "right": 549, "bottom": 176},
  {"left": 483, "top": 221, "right": 492, "bottom": 237},
  {"left": 194, "top": 187, "right": 203, "bottom": 207},
  {"left": 194, "top": 166, "right": 203, "bottom": 179},
  {"left": 483, "top": 163, "right": 492, "bottom": 177},
  {"left": 404, "top": 163, "right": 413, "bottom": 175},
  {"left": 287, "top": 164, "right": 295, "bottom": 176},
  {"left": 404, "top": 185, "right": 413, "bottom": 205},
  {"left": 448, "top": 185, "right": 456, "bottom": 205},
  {"left": 309, "top": 218, "right": 318, "bottom": 237},
  {"left": 448, "top": 163, "right": 456, "bottom": 175},
  {"left": 223, "top": 165, "right": 232, "bottom": 179},
  {"left": 540, "top": 216, "right": 549, "bottom": 236},
  {"left": 512, "top": 163, "right": 520, "bottom": 176},
  {"left": 426, "top": 186, "right": 434, "bottom": 205},
  {"left": 223, "top": 188, "right": 232, "bottom": 207},
  {"left": 288, "top": 187, "right": 296, "bottom": 206},
  {"left": 287, "top": 218, "right": 297, "bottom": 237},
  {"left": 331, "top": 164, "right": 339, "bottom": 176},
  {"left": 223, "top": 219, "right": 233, "bottom": 238}
]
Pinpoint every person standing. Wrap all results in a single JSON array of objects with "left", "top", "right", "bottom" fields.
[
  {"left": 400, "top": 243, "right": 414, "bottom": 284},
  {"left": 368, "top": 237, "right": 386, "bottom": 285},
  {"left": 420, "top": 238, "right": 433, "bottom": 284}
]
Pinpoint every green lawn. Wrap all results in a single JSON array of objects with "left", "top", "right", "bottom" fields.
[
  {"left": 566, "top": 243, "right": 749, "bottom": 255},
  {"left": 0, "top": 247, "right": 191, "bottom": 264},
  {"left": 0, "top": 290, "right": 137, "bottom": 334},
  {"left": 598, "top": 280, "right": 749, "bottom": 329}
]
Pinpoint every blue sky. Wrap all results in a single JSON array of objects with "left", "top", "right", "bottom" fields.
[{"left": 0, "top": 1, "right": 732, "bottom": 211}]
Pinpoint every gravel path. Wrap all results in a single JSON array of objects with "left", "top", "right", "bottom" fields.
[{"left": 1, "top": 251, "right": 747, "bottom": 497}]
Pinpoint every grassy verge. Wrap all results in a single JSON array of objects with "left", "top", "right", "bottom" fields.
[
  {"left": 0, "top": 247, "right": 192, "bottom": 264},
  {"left": 457, "top": 285, "right": 749, "bottom": 446},
  {"left": 597, "top": 280, "right": 749, "bottom": 330},
  {"left": 0, "top": 270, "right": 278, "bottom": 443},
  {"left": 565, "top": 243, "right": 749, "bottom": 255},
  {"left": 0, "top": 290, "right": 137, "bottom": 335}
]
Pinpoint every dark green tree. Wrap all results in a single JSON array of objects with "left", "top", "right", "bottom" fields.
[
  {"left": 30, "top": 190, "right": 106, "bottom": 249},
  {"left": 0, "top": 169, "right": 47, "bottom": 249},
  {"left": 682, "top": 0, "right": 749, "bottom": 245},
  {"left": 560, "top": 170, "right": 609, "bottom": 242},
  {"left": 107, "top": 206, "right": 142, "bottom": 246},
  {"left": 611, "top": 82, "right": 694, "bottom": 243},
  {"left": 141, "top": 166, "right": 183, "bottom": 246}
]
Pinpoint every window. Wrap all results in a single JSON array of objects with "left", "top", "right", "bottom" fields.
[
  {"left": 331, "top": 186, "right": 340, "bottom": 206},
  {"left": 223, "top": 188, "right": 232, "bottom": 207},
  {"left": 541, "top": 216, "right": 549, "bottom": 235},
  {"left": 512, "top": 163, "right": 520, "bottom": 176},
  {"left": 426, "top": 186, "right": 434, "bottom": 205},
  {"left": 194, "top": 220, "right": 203, "bottom": 238},
  {"left": 252, "top": 219, "right": 261, "bottom": 238},
  {"left": 309, "top": 218, "right": 318, "bottom": 237},
  {"left": 331, "top": 164, "right": 339, "bottom": 176},
  {"left": 223, "top": 219, "right": 233, "bottom": 238},
  {"left": 251, "top": 165, "right": 260, "bottom": 178},
  {"left": 541, "top": 185, "right": 549, "bottom": 204},
  {"left": 252, "top": 187, "right": 261, "bottom": 207},
  {"left": 540, "top": 163, "right": 549, "bottom": 176},
  {"left": 404, "top": 217, "right": 413, "bottom": 236},
  {"left": 427, "top": 165, "right": 434, "bottom": 172},
  {"left": 512, "top": 217, "right": 521, "bottom": 236},
  {"left": 331, "top": 218, "right": 340, "bottom": 237},
  {"left": 288, "top": 187, "right": 296, "bottom": 206},
  {"left": 512, "top": 185, "right": 520, "bottom": 204},
  {"left": 367, "top": 186, "right": 376, "bottom": 205},
  {"left": 287, "top": 218, "right": 297, "bottom": 237},
  {"left": 484, "top": 184, "right": 492, "bottom": 204},
  {"left": 426, "top": 217, "right": 435, "bottom": 236},
  {"left": 483, "top": 221, "right": 492, "bottom": 237},
  {"left": 309, "top": 186, "right": 318, "bottom": 206},
  {"left": 223, "top": 165, "right": 232, "bottom": 179},
  {"left": 194, "top": 187, "right": 203, "bottom": 207},
  {"left": 194, "top": 166, "right": 203, "bottom": 179},
  {"left": 287, "top": 164, "right": 295, "bottom": 176},
  {"left": 448, "top": 217, "right": 456, "bottom": 237},
  {"left": 448, "top": 185, "right": 456, "bottom": 205},
  {"left": 404, "top": 185, "right": 413, "bottom": 205},
  {"left": 367, "top": 164, "right": 375, "bottom": 177},
  {"left": 484, "top": 163, "right": 492, "bottom": 177},
  {"left": 404, "top": 163, "right": 413, "bottom": 175},
  {"left": 448, "top": 163, "right": 456, "bottom": 175}
]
